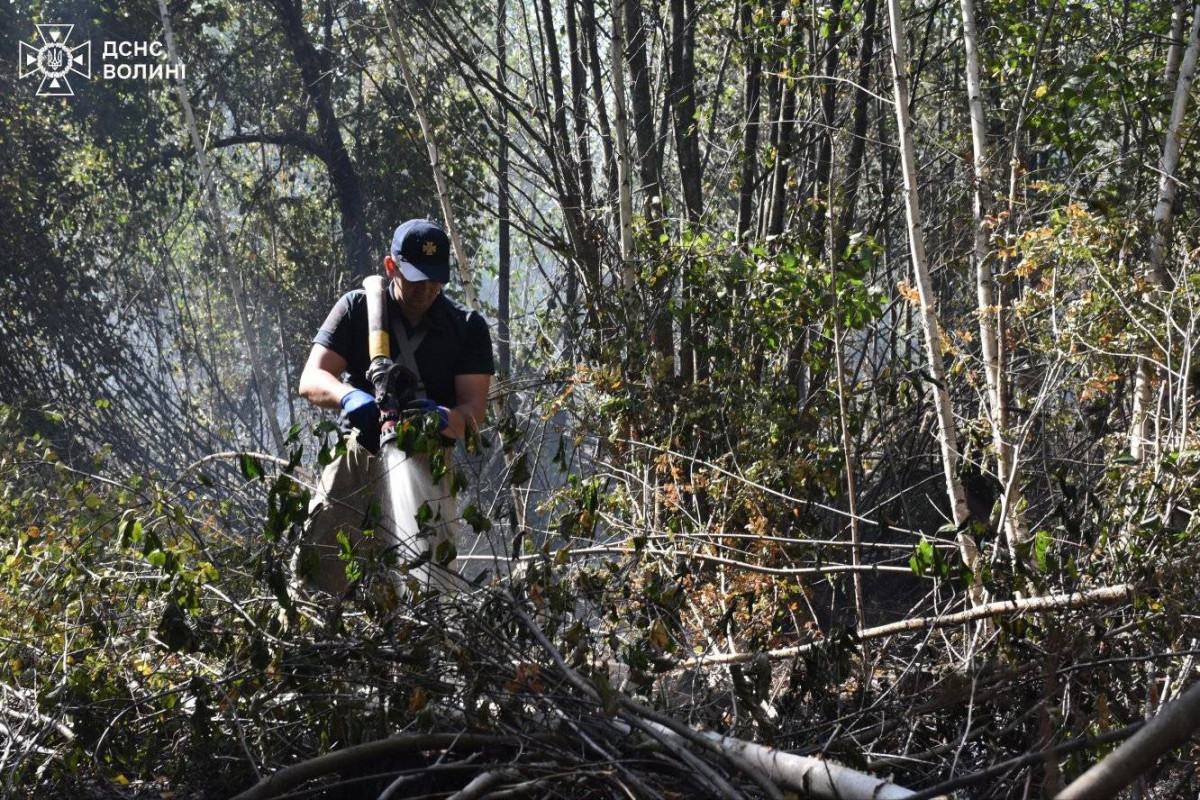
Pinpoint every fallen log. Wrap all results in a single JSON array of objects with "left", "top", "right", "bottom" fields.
[
  {"left": 643, "top": 721, "right": 916, "bottom": 800},
  {"left": 1055, "top": 678, "right": 1200, "bottom": 800}
]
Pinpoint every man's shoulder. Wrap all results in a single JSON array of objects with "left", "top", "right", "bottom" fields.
[
  {"left": 327, "top": 288, "right": 368, "bottom": 321},
  {"left": 434, "top": 294, "right": 490, "bottom": 330},
  {"left": 340, "top": 287, "right": 368, "bottom": 306}
]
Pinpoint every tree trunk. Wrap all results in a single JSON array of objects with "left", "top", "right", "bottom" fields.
[
  {"left": 960, "top": 0, "right": 1029, "bottom": 562},
  {"left": 885, "top": 0, "right": 981, "bottom": 593},
  {"left": 813, "top": 0, "right": 842, "bottom": 234},
  {"left": 1130, "top": 5, "right": 1200, "bottom": 461},
  {"left": 566, "top": 0, "right": 595, "bottom": 210},
  {"left": 669, "top": 0, "right": 702, "bottom": 383},
  {"left": 582, "top": 0, "right": 618, "bottom": 212},
  {"left": 737, "top": 1, "right": 763, "bottom": 242},
  {"left": 669, "top": 0, "right": 703, "bottom": 222},
  {"left": 1166, "top": 3, "right": 1188, "bottom": 88},
  {"left": 836, "top": 0, "right": 878, "bottom": 246},
  {"left": 624, "top": 0, "right": 663, "bottom": 217},
  {"left": 547, "top": 0, "right": 602, "bottom": 297},
  {"left": 267, "top": 0, "right": 371, "bottom": 277},
  {"left": 496, "top": 0, "right": 512, "bottom": 377},
  {"left": 624, "top": 0, "right": 673, "bottom": 367},
  {"left": 611, "top": 0, "right": 637, "bottom": 286},
  {"left": 765, "top": 82, "right": 797, "bottom": 238}
]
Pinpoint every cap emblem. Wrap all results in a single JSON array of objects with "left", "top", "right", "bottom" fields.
[{"left": 422, "top": 240, "right": 438, "bottom": 257}]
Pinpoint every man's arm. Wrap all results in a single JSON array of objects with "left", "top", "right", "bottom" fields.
[
  {"left": 443, "top": 373, "right": 491, "bottom": 439},
  {"left": 298, "top": 345, "right": 353, "bottom": 410}
]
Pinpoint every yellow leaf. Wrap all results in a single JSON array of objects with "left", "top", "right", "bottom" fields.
[
  {"left": 650, "top": 619, "right": 669, "bottom": 650},
  {"left": 897, "top": 281, "right": 921, "bottom": 305},
  {"left": 1034, "top": 84, "right": 1048, "bottom": 99},
  {"left": 114, "top": 774, "right": 130, "bottom": 786}
]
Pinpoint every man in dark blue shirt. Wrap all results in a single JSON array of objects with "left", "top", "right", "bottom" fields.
[
  {"left": 295, "top": 219, "right": 494, "bottom": 595},
  {"left": 300, "top": 219, "right": 494, "bottom": 441}
]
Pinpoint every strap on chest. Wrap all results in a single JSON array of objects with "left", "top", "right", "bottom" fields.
[{"left": 390, "top": 312, "right": 428, "bottom": 401}]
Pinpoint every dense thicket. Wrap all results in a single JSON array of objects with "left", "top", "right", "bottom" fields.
[{"left": 2, "top": 0, "right": 1199, "bottom": 798}]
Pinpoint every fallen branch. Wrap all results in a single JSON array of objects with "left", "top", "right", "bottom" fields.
[
  {"left": 507, "top": 591, "right": 915, "bottom": 800},
  {"left": 445, "top": 767, "right": 521, "bottom": 800},
  {"left": 902, "top": 722, "right": 1143, "bottom": 800},
  {"left": 644, "top": 721, "right": 916, "bottom": 800},
  {"left": 1056, "top": 678, "right": 1200, "bottom": 800},
  {"left": 679, "top": 584, "right": 1135, "bottom": 668},
  {"left": 229, "top": 733, "right": 509, "bottom": 800}
]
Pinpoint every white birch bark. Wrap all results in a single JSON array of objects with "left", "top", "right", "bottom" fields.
[
  {"left": 641, "top": 722, "right": 916, "bottom": 799},
  {"left": 1166, "top": 3, "right": 1188, "bottom": 87},
  {"left": 1131, "top": 5, "right": 1200, "bottom": 461},
  {"left": 384, "top": 3, "right": 479, "bottom": 310},
  {"left": 1056, "top": 678, "right": 1200, "bottom": 800},
  {"left": 959, "top": 0, "right": 1029, "bottom": 561},
  {"left": 157, "top": 0, "right": 286, "bottom": 455},
  {"left": 885, "top": 0, "right": 981, "bottom": 589}
]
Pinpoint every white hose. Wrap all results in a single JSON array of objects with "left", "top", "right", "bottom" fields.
[{"left": 376, "top": 444, "right": 464, "bottom": 594}]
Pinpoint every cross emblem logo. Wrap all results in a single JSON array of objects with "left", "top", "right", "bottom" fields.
[
  {"left": 422, "top": 240, "right": 437, "bottom": 257},
  {"left": 19, "top": 24, "right": 91, "bottom": 97}
]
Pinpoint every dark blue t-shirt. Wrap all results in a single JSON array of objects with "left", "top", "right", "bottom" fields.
[{"left": 313, "top": 290, "right": 495, "bottom": 408}]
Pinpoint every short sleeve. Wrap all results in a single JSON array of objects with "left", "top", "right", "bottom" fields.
[
  {"left": 313, "top": 292, "right": 358, "bottom": 362},
  {"left": 456, "top": 311, "right": 496, "bottom": 375}
]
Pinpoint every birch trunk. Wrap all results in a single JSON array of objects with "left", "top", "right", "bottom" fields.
[
  {"left": 959, "top": 0, "right": 1029, "bottom": 561},
  {"left": 384, "top": 3, "right": 479, "bottom": 310},
  {"left": 1166, "top": 3, "right": 1188, "bottom": 88},
  {"left": 885, "top": 0, "right": 981, "bottom": 592},
  {"left": 1130, "top": 5, "right": 1200, "bottom": 461},
  {"left": 157, "top": 0, "right": 286, "bottom": 456}
]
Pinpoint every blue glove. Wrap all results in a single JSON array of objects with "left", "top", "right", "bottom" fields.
[
  {"left": 404, "top": 398, "right": 450, "bottom": 432},
  {"left": 340, "top": 389, "right": 379, "bottom": 433}
]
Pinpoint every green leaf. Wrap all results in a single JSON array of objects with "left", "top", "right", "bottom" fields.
[
  {"left": 336, "top": 530, "right": 354, "bottom": 560},
  {"left": 909, "top": 538, "right": 935, "bottom": 577},
  {"left": 462, "top": 504, "right": 493, "bottom": 534},
  {"left": 1034, "top": 529, "right": 1052, "bottom": 572},
  {"left": 240, "top": 453, "right": 263, "bottom": 481},
  {"left": 434, "top": 540, "right": 457, "bottom": 565},
  {"left": 118, "top": 513, "right": 143, "bottom": 547}
]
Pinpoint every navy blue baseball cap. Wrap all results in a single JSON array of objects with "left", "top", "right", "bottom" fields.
[{"left": 390, "top": 219, "right": 451, "bottom": 283}]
